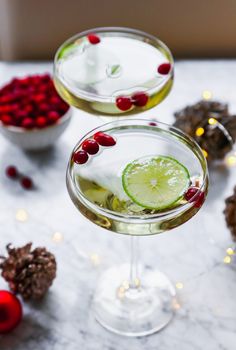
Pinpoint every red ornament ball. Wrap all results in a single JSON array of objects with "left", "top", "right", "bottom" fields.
[{"left": 0, "top": 290, "right": 22, "bottom": 334}]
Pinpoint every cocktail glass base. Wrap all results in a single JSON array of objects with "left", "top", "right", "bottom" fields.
[{"left": 93, "top": 264, "right": 176, "bottom": 337}]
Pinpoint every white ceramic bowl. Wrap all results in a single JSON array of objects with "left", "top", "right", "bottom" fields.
[{"left": 0, "top": 108, "right": 72, "bottom": 150}]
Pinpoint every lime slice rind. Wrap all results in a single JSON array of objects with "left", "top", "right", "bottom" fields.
[{"left": 122, "top": 156, "right": 190, "bottom": 210}]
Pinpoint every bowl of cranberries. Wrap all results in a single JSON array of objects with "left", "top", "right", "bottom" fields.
[{"left": 0, "top": 74, "right": 72, "bottom": 150}]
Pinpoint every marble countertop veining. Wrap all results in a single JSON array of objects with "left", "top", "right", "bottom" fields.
[{"left": 0, "top": 61, "right": 236, "bottom": 350}]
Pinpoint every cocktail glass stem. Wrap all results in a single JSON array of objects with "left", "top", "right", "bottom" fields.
[{"left": 129, "top": 236, "right": 140, "bottom": 289}]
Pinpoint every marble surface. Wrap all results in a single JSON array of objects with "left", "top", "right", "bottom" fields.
[{"left": 0, "top": 61, "right": 236, "bottom": 350}]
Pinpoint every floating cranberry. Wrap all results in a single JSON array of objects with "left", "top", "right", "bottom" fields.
[
  {"left": 184, "top": 186, "right": 205, "bottom": 208},
  {"left": 73, "top": 150, "right": 89, "bottom": 164},
  {"left": 87, "top": 34, "right": 101, "bottom": 44},
  {"left": 82, "top": 139, "right": 99, "bottom": 155},
  {"left": 148, "top": 121, "right": 158, "bottom": 126},
  {"left": 21, "top": 117, "right": 34, "bottom": 129},
  {"left": 116, "top": 96, "right": 132, "bottom": 111},
  {"left": 6, "top": 166, "right": 18, "bottom": 179},
  {"left": 94, "top": 132, "right": 116, "bottom": 146},
  {"left": 21, "top": 176, "right": 33, "bottom": 189},
  {"left": 157, "top": 63, "right": 171, "bottom": 75},
  {"left": 132, "top": 92, "right": 148, "bottom": 107}
]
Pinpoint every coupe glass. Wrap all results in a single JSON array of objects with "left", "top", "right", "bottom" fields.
[
  {"left": 66, "top": 119, "right": 208, "bottom": 336},
  {"left": 54, "top": 27, "right": 174, "bottom": 117}
]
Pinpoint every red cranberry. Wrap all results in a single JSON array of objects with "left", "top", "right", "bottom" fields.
[
  {"left": 184, "top": 187, "right": 205, "bottom": 208},
  {"left": 6, "top": 166, "right": 18, "bottom": 179},
  {"left": 21, "top": 118, "right": 34, "bottom": 129},
  {"left": 20, "top": 77, "right": 31, "bottom": 86},
  {"left": 21, "top": 176, "right": 33, "bottom": 189},
  {"left": 33, "top": 93, "right": 45, "bottom": 103},
  {"left": 148, "top": 121, "right": 158, "bottom": 126},
  {"left": 73, "top": 150, "right": 89, "bottom": 164},
  {"left": 38, "top": 103, "right": 50, "bottom": 113},
  {"left": 59, "top": 103, "right": 69, "bottom": 113},
  {"left": 132, "top": 92, "right": 148, "bottom": 107},
  {"left": 50, "top": 96, "right": 61, "bottom": 105},
  {"left": 47, "top": 111, "right": 60, "bottom": 124},
  {"left": 94, "top": 132, "right": 116, "bottom": 146},
  {"left": 82, "top": 139, "right": 99, "bottom": 155},
  {"left": 0, "top": 95, "right": 13, "bottom": 103},
  {"left": 15, "top": 111, "right": 27, "bottom": 120},
  {"left": 1, "top": 114, "right": 13, "bottom": 126},
  {"left": 116, "top": 96, "right": 132, "bottom": 111},
  {"left": 157, "top": 63, "right": 171, "bottom": 75},
  {"left": 36, "top": 116, "right": 47, "bottom": 128},
  {"left": 87, "top": 34, "right": 101, "bottom": 44}
]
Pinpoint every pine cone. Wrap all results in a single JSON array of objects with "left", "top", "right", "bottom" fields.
[
  {"left": 0, "top": 243, "right": 56, "bottom": 300},
  {"left": 174, "top": 100, "right": 236, "bottom": 162},
  {"left": 224, "top": 187, "right": 236, "bottom": 241}
]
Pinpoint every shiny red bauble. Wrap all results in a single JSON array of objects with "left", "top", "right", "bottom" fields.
[{"left": 0, "top": 290, "right": 22, "bottom": 334}]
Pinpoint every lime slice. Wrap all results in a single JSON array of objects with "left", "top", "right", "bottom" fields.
[{"left": 122, "top": 156, "right": 190, "bottom": 210}]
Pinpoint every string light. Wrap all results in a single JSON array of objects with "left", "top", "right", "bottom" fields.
[
  {"left": 202, "top": 149, "right": 208, "bottom": 158},
  {"left": 122, "top": 280, "right": 130, "bottom": 290},
  {"left": 225, "top": 154, "right": 236, "bottom": 167},
  {"left": 226, "top": 247, "right": 235, "bottom": 256},
  {"left": 15, "top": 209, "right": 28, "bottom": 222},
  {"left": 117, "top": 286, "right": 126, "bottom": 299},
  {"left": 223, "top": 256, "right": 231, "bottom": 264},
  {"left": 202, "top": 90, "right": 213, "bottom": 100},
  {"left": 52, "top": 232, "right": 63, "bottom": 243},
  {"left": 175, "top": 282, "right": 184, "bottom": 289},
  {"left": 195, "top": 127, "right": 205, "bottom": 137},
  {"left": 208, "top": 117, "right": 217, "bottom": 125},
  {"left": 173, "top": 299, "right": 181, "bottom": 310},
  {"left": 90, "top": 253, "right": 101, "bottom": 266},
  {"left": 134, "top": 278, "right": 141, "bottom": 287}
]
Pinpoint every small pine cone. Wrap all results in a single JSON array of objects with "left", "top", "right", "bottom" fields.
[
  {"left": 224, "top": 187, "right": 236, "bottom": 241},
  {"left": 174, "top": 100, "right": 236, "bottom": 162},
  {"left": 0, "top": 243, "right": 56, "bottom": 300}
]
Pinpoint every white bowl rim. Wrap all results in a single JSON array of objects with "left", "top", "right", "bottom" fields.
[{"left": 0, "top": 106, "right": 72, "bottom": 134}]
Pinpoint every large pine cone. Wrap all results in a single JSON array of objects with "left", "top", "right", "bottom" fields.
[
  {"left": 224, "top": 187, "right": 236, "bottom": 241},
  {"left": 174, "top": 100, "right": 236, "bottom": 162},
  {"left": 0, "top": 243, "right": 56, "bottom": 300}
]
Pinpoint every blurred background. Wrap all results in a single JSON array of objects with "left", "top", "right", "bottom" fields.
[{"left": 1, "top": 0, "right": 236, "bottom": 60}]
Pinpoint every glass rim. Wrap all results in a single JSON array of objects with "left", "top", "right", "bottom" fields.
[
  {"left": 67, "top": 118, "right": 208, "bottom": 223},
  {"left": 54, "top": 26, "right": 174, "bottom": 102}
]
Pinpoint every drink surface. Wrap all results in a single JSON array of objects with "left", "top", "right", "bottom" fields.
[
  {"left": 54, "top": 29, "right": 173, "bottom": 116},
  {"left": 67, "top": 123, "right": 207, "bottom": 235}
]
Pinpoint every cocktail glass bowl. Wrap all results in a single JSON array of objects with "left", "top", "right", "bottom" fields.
[
  {"left": 54, "top": 27, "right": 174, "bottom": 118},
  {"left": 66, "top": 119, "right": 208, "bottom": 336}
]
